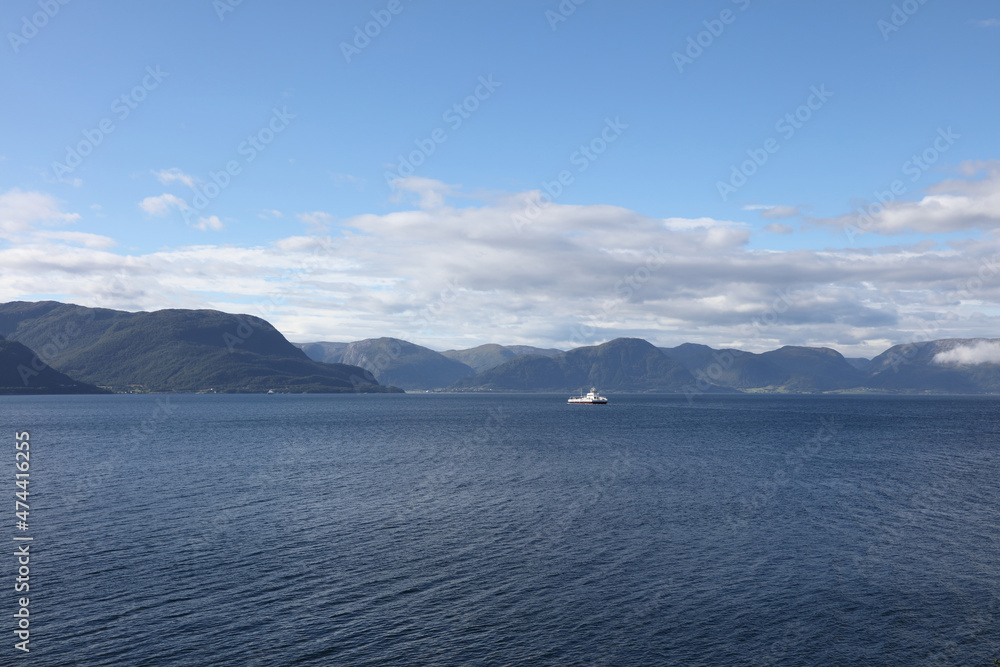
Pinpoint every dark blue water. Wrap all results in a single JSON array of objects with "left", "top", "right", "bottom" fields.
[{"left": 3, "top": 393, "right": 999, "bottom": 665}]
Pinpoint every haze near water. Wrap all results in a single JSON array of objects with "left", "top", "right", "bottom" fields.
[{"left": 7, "top": 393, "right": 1000, "bottom": 665}]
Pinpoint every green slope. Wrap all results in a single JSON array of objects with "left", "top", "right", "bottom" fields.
[
  {"left": 0, "top": 336, "right": 107, "bottom": 394},
  {"left": 757, "top": 346, "right": 866, "bottom": 391},
  {"left": 323, "top": 338, "right": 475, "bottom": 390},
  {"left": 663, "top": 343, "right": 868, "bottom": 392},
  {"left": 441, "top": 344, "right": 517, "bottom": 373},
  {"left": 866, "top": 339, "right": 1000, "bottom": 393},
  {"left": 0, "top": 302, "right": 399, "bottom": 393},
  {"left": 662, "top": 343, "right": 787, "bottom": 389}
]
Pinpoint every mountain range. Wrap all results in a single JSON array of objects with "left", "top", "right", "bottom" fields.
[
  {"left": 2, "top": 300, "right": 999, "bottom": 395},
  {"left": 451, "top": 338, "right": 698, "bottom": 392},
  {"left": 441, "top": 343, "right": 563, "bottom": 373},
  {"left": 298, "top": 337, "right": 475, "bottom": 390},
  {"left": 659, "top": 343, "right": 866, "bottom": 393},
  {"left": 863, "top": 339, "right": 1000, "bottom": 393},
  {"left": 0, "top": 301, "right": 398, "bottom": 394},
  {"left": 297, "top": 339, "right": 564, "bottom": 390},
  {"left": 448, "top": 338, "right": 1000, "bottom": 395}
]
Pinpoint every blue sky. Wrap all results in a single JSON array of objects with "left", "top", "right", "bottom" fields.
[{"left": 2, "top": 0, "right": 1000, "bottom": 355}]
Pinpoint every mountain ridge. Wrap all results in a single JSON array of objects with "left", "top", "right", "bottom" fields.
[
  {"left": 297, "top": 337, "right": 474, "bottom": 390},
  {"left": 450, "top": 337, "right": 703, "bottom": 392},
  {"left": 0, "top": 334, "right": 108, "bottom": 394},
  {"left": 4, "top": 301, "right": 1000, "bottom": 395},
  {"left": 0, "top": 302, "right": 399, "bottom": 394}
]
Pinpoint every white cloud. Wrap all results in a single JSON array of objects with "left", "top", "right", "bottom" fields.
[
  {"left": 977, "top": 18, "right": 1000, "bottom": 27},
  {"left": 297, "top": 211, "right": 335, "bottom": 230},
  {"left": 819, "top": 161, "right": 1000, "bottom": 235},
  {"left": 32, "top": 231, "right": 116, "bottom": 249},
  {"left": 389, "top": 176, "right": 458, "bottom": 210},
  {"left": 744, "top": 204, "right": 801, "bottom": 219},
  {"left": 764, "top": 223, "right": 794, "bottom": 234},
  {"left": 331, "top": 172, "right": 366, "bottom": 189},
  {"left": 153, "top": 168, "right": 198, "bottom": 189},
  {"left": 0, "top": 188, "right": 80, "bottom": 235},
  {"left": 934, "top": 341, "right": 1000, "bottom": 365},
  {"left": 139, "top": 193, "right": 189, "bottom": 216},
  {"left": 193, "top": 215, "right": 224, "bottom": 231},
  {"left": 7, "top": 178, "right": 1000, "bottom": 356},
  {"left": 259, "top": 209, "right": 284, "bottom": 219}
]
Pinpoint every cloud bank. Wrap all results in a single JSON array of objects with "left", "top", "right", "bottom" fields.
[
  {"left": 3, "top": 169, "right": 1000, "bottom": 354},
  {"left": 934, "top": 341, "right": 1000, "bottom": 366},
  {"left": 818, "top": 160, "right": 1000, "bottom": 236}
]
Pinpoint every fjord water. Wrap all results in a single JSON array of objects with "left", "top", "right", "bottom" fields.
[{"left": 6, "top": 393, "right": 1000, "bottom": 665}]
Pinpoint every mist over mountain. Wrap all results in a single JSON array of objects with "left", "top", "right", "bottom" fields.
[{"left": 865, "top": 338, "right": 1000, "bottom": 393}]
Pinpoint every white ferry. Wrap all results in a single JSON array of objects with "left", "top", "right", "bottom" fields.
[{"left": 568, "top": 387, "right": 608, "bottom": 405}]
